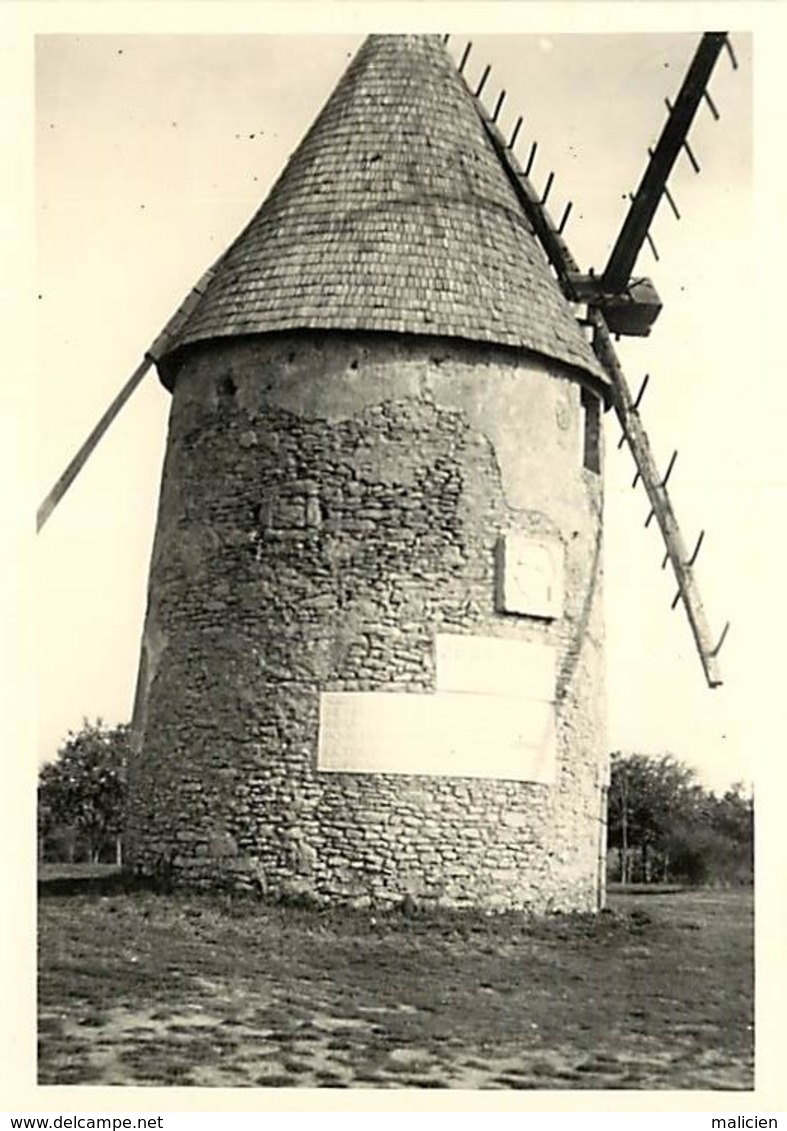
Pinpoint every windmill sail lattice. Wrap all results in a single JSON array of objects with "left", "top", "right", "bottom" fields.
[
  {"left": 602, "top": 32, "right": 730, "bottom": 292},
  {"left": 453, "top": 33, "right": 731, "bottom": 687}
]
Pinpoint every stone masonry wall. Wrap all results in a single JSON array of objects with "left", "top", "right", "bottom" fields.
[{"left": 127, "top": 330, "right": 607, "bottom": 911}]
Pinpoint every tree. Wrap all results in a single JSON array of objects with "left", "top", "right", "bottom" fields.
[
  {"left": 711, "top": 783, "right": 754, "bottom": 844},
  {"left": 38, "top": 719, "right": 130, "bottom": 864},
  {"left": 707, "top": 783, "right": 754, "bottom": 883},
  {"left": 607, "top": 753, "right": 754, "bottom": 886},
  {"left": 608, "top": 752, "right": 701, "bottom": 882}
]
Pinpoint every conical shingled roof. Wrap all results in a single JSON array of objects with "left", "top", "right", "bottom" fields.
[{"left": 161, "top": 35, "right": 606, "bottom": 385}]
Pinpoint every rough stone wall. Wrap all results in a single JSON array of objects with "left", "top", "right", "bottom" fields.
[{"left": 127, "top": 330, "right": 607, "bottom": 911}]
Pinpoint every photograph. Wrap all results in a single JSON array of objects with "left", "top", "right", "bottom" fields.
[{"left": 31, "top": 23, "right": 762, "bottom": 1097}]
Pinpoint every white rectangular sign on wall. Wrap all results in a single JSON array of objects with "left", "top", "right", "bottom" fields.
[
  {"left": 497, "top": 533, "right": 565, "bottom": 619},
  {"left": 318, "top": 691, "right": 556, "bottom": 783},
  {"left": 435, "top": 633, "right": 556, "bottom": 701}
]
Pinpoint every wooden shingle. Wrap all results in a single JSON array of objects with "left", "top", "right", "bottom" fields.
[{"left": 162, "top": 35, "right": 607, "bottom": 385}]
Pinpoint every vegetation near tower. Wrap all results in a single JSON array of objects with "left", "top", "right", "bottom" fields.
[
  {"left": 38, "top": 720, "right": 130, "bottom": 866},
  {"left": 607, "top": 752, "right": 753, "bottom": 886}
]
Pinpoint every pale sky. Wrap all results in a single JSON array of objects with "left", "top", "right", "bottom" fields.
[{"left": 32, "top": 27, "right": 760, "bottom": 794}]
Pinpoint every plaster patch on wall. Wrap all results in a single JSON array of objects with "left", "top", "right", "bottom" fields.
[
  {"left": 246, "top": 346, "right": 424, "bottom": 422},
  {"left": 428, "top": 364, "right": 579, "bottom": 512},
  {"left": 317, "top": 691, "right": 556, "bottom": 782},
  {"left": 435, "top": 633, "right": 556, "bottom": 701}
]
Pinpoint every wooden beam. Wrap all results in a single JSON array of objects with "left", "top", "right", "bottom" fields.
[
  {"left": 36, "top": 264, "right": 217, "bottom": 533},
  {"left": 36, "top": 356, "right": 153, "bottom": 534},
  {"left": 589, "top": 310, "right": 723, "bottom": 688},
  {"left": 474, "top": 102, "right": 583, "bottom": 290},
  {"left": 602, "top": 32, "right": 728, "bottom": 292}
]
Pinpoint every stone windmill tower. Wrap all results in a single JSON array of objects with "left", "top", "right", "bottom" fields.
[{"left": 39, "top": 34, "right": 734, "bottom": 911}]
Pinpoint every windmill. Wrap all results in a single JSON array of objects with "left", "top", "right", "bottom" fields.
[{"left": 36, "top": 34, "right": 739, "bottom": 910}]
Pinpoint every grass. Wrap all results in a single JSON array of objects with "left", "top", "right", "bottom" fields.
[{"left": 37, "top": 886, "right": 753, "bottom": 1089}]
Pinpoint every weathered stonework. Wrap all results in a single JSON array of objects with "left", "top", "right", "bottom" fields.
[{"left": 126, "top": 330, "right": 607, "bottom": 912}]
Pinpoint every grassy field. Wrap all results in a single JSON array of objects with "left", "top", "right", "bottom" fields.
[{"left": 37, "top": 886, "right": 753, "bottom": 1090}]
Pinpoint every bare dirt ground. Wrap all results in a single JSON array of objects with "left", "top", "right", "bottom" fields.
[{"left": 37, "top": 886, "right": 753, "bottom": 1090}]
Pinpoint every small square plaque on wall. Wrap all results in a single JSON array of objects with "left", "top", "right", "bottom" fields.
[{"left": 497, "top": 533, "right": 564, "bottom": 619}]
